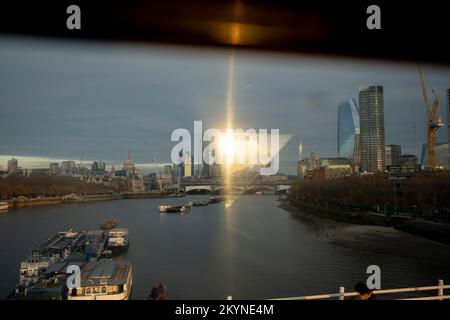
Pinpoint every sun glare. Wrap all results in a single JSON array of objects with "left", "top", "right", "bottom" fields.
[{"left": 219, "top": 132, "right": 237, "bottom": 162}]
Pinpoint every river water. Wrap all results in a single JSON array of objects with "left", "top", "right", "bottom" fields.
[{"left": 0, "top": 195, "right": 449, "bottom": 299}]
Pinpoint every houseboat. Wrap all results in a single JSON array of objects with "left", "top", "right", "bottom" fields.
[
  {"left": 67, "top": 261, "right": 133, "bottom": 300},
  {"left": 31, "top": 230, "right": 82, "bottom": 263}
]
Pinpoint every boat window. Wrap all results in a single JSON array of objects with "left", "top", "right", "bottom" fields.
[
  {"left": 85, "top": 287, "right": 92, "bottom": 295},
  {"left": 101, "top": 286, "right": 107, "bottom": 294}
]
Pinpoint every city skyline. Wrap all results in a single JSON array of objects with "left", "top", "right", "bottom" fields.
[
  {"left": 0, "top": 154, "right": 172, "bottom": 174},
  {"left": 1, "top": 35, "right": 450, "bottom": 175}
]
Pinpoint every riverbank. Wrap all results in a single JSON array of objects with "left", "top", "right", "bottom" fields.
[
  {"left": 3, "top": 192, "right": 184, "bottom": 209},
  {"left": 281, "top": 199, "right": 450, "bottom": 245},
  {"left": 9, "top": 194, "right": 123, "bottom": 208}
]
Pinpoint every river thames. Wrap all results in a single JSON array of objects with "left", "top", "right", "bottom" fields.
[{"left": 1, "top": 195, "right": 449, "bottom": 299}]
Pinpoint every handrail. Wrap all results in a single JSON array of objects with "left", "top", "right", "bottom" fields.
[
  {"left": 267, "top": 280, "right": 449, "bottom": 300},
  {"left": 400, "top": 295, "right": 450, "bottom": 300}
]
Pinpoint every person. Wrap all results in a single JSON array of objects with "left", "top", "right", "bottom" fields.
[
  {"left": 148, "top": 283, "right": 167, "bottom": 300},
  {"left": 61, "top": 283, "right": 69, "bottom": 300},
  {"left": 353, "top": 282, "right": 375, "bottom": 300}
]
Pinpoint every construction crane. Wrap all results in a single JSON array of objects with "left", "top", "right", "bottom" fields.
[{"left": 418, "top": 65, "right": 443, "bottom": 170}]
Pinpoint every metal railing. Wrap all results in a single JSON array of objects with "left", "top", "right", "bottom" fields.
[{"left": 266, "top": 280, "right": 450, "bottom": 300}]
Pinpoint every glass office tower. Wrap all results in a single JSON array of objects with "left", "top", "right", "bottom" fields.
[
  {"left": 359, "top": 85, "right": 385, "bottom": 173},
  {"left": 337, "top": 97, "right": 360, "bottom": 159}
]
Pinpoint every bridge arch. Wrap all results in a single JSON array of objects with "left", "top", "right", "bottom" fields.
[
  {"left": 212, "top": 186, "right": 245, "bottom": 195},
  {"left": 244, "top": 186, "right": 275, "bottom": 194},
  {"left": 185, "top": 185, "right": 213, "bottom": 194}
]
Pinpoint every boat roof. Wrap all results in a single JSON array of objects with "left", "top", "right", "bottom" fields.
[
  {"left": 109, "top": 228, "right": 128, "bottom": 234},
  {"left": 84, "top": 230, "right": 105, "bottom": 238},
  {"left": 44, "top": 262, "right": 67, "bottom": 275},
  {"left": 44, "top": 261, "right": 83, "bottom": 276},
  {"left": 34, "top": 232, "right": 78, "bottom": 252},
  {"left": 80, "top": 261, "right": 131, "bottom": 286},
  {"left": 65, "top": 251, "right": 85, "bottom": 262}
]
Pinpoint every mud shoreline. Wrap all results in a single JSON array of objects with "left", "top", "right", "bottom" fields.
[{"left": 278, "top": 200, "right": 450, "bottom": 263}]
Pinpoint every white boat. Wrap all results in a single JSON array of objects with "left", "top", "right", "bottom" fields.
[
  {"left": 159, "top": 204, "right": 190, "bottom": 214},
  {"left": 104, "top": 228, "right": 129, "bottom": 256},
  {"left": 159, "top": 205, "right": 171, "bottom": 213},
  {"left": 0, "top": 201, "right": 8, "bottom": 211}
]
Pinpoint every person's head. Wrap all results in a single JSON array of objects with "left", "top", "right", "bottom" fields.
[
  {"left": 151, "top": 283, "right": 167, "bottom": 300},
  {"left": 354, "top": 282, "right": 373, "bottom": 300}
]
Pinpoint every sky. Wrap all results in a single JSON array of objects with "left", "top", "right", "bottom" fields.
[{"left": 1, "top": 35, "right": 450, "bottom": 174}]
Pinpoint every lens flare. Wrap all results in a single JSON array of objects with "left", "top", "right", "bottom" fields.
[{"left": 224, "top": 51, "right": 235, "bottom": 209}]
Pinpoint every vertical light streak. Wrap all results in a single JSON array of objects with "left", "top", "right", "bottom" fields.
[{"left": 224, "top": 50, "right": 235, "bottom": 208}]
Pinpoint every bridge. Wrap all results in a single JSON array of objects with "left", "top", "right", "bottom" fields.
[{"left": 181, "top": 178, "right": 293, "bottom": 195}]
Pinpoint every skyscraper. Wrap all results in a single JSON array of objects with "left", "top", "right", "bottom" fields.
[
  {"left": 359, "top": 85, "right": 385, "bottom": 173},
  {"left": 337, "top": 98, "right": 360, "bottom": 159}
]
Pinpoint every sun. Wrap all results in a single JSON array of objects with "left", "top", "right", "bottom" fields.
[{"left": 219, "top": 132, "right": 237, "bottom": 163}]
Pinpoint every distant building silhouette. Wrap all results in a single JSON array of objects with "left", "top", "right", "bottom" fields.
[
  {"left": 7, "top": 158, "right": 19, "bottom": 175},
  {"left": 49, "top": 162, "right": 59, "bottom": 176},
  {"left": 61, "top": 160, "right": 76, "bottom": 176},
  {"left": 183, "top": 152, "right": 192, "bottom": 177},
  {"left": 421, "top": 142, "right": 450, "bottom": 170},
  {"left": 385, "top": 144, "right": 401, "bottom": 167},
  {"left": 401, "top": 154, "right": 419, "bottom": 172}
]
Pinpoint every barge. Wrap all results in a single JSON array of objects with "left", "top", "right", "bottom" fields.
[
  {"left": 102, "top": 228, "right": 129, "bottom": 257},
  {"left": 68, "top": 261, "right": 133, "bottom": 300}
]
